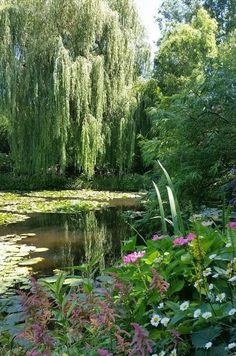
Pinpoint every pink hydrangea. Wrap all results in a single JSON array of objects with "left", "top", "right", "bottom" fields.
[
  {"left": 173, "top": 237, "right": 189, "bottom": 246},
  {"left": 186, "top": 233, "right": 196, "bottom": 241},
  {"left": 123, "top": 251, "right": 145, "bottom": 264},
  {"left": 173, "top": 233, "right": 196, "bottom": 246},
  {"left": 97, "top": 349, "right": 113, "bottom": 356},
  {"left": 228, "top": 221, "right": 236, "bottom": 229},
  {"left": 152, "top": 234, "right": 165, "bottom": 241}
]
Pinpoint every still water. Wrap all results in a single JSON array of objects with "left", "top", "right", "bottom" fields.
[{"left": 0, "top": 208, "right": 131, "bottom": 278}]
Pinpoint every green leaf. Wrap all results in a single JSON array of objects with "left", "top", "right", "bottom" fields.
[
  {"left": 168, "top": 279, "right": 185, "bottom": 295},
  {"left": 158, "top": 161, "right": 185, "bottom": 233},
  {"left": 144, "top": 251, "right": 160, "bottom": 265},
  {"left": 122, "top": 236, "right": 137, "bottom": 252},
  {"left": 165, "top": 301, "right": 180, "bottom": 312},
  {"left": 191, "top": 326, "right": 222, "bottom": 348},
  {"left": 153, "top": 181, "right": 167, "bottom": 233},
  {"left": 195, "top": 345, "right": 227, "bottom": 356},
  {"left": 167, "top": 185, "right": 179, "bottom": 235},
  {"left": 181, "top": 253, "right": 192, "bottom": 264}
]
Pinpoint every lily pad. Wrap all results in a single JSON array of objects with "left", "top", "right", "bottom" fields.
[
  {"left": 18, "top": 257, "right": 44, "bottom": 266},
  {"left": 34, "top": 247, "right": 49, "bottom": 252}
]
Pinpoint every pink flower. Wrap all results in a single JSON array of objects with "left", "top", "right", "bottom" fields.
[
  {"left": 173, "top": 233, "right": 196, "bottom": 246},
  {"left": 123, "top": 251, "right": 145, "bottom": 264},
  {"left": 152, "top": 234, "right": 165, "bottom": 241},
  {"left": 228, "top": 221, "right": 236, "bottom": 229},
  {"left": 173, "top": 237, "right": 189, "bottom": 246},
  {"left": 186, "top": 233, "right": 196, "bottom": 241},
  {"left": 97, "top": 349, "right": 113, "bottom": 356}
]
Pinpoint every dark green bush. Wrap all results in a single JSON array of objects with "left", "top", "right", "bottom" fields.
[{"left": 0, "top": 174, "right": 68, "bottom": 191}]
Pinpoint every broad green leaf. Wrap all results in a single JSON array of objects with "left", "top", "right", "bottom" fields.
[{"left": 191, "top": 326, "right": 222, "bottom": 348}]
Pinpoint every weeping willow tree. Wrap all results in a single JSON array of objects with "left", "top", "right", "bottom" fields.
[{"left": 0, "top": 0, "right": 149, "bottom": 176}]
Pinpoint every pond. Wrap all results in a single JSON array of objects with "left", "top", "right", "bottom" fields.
[{"left": 0, "top": 191, "right": 143, "bottom": 295}]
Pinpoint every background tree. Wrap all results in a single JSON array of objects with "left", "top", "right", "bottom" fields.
[
  {"left": 157, "top": 0, "right": 236, "bottom": 38},
  {"left": 141, "top": 5, "right": 236, "bottom": 204},
  {"left": 0, "top": 0, "right": 149, "bottom": 176},
  {"left": 154, "top": 8, "right": 218, "bottom": 95}
]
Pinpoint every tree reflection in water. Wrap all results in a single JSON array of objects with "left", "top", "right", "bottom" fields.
[{"left": 0, "top": 208, "right": 131, "bottom": 277}]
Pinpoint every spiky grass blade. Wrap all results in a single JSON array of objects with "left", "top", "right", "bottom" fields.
[
  {"left": 153, "top": 181, "right": 168, "bottom": 233},
  {"left": 167, "top": 186, "right": 180, "bottom": 236},
  {"left": 158, "top": 160, "right": 184, "bottom": 233}
]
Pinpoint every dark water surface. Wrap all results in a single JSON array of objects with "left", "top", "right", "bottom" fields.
[{"left": 0, "top": 208, "right": 131, "bottom": 277}]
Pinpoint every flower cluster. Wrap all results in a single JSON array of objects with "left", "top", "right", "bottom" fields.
[
  {"left": 150, "top": 314, "right": 170, "bottom": 327},
  {"left": 227, "top": 221, "right": 236, "bottom": 229},
  {"left": 193, "top": 309, "right": 212, "bottom": 319},
  {"left": 123, "top": 251, "right": 145, "bottom": 264},
  {"left": 173, "top": 233, "right": 196, "bottom": 246},
  {"left": 152, "top": 234, "right": 165, "bottom": 241}
]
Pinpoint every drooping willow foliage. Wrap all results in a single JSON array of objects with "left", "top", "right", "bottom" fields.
[{"left": 0, "top": 0, "right": 149, "bottom": 176}]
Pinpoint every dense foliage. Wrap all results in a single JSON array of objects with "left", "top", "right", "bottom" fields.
[
  {"left": 0, "top": 0, "right": 149, "bottom": 176},
  {"left": 140, "top": 4, "right": 236, "bottom": 205}
]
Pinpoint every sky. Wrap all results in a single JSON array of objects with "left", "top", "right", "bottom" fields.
[{"left": 134, "top": 0, "right": 162, "bottom": 56}]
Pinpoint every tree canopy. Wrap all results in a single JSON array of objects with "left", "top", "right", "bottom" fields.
[{"left": 0, "top": 0, "right": 149, "bottom": 176}]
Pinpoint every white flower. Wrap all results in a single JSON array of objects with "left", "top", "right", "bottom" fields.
[
  {"left": 151, "top": 314, "right": 161, "bottom": 327},
  {"left": 160, "top": 317, "right": 170, "bottom": 327},
  {"left": 170, "top": 349, "right": 177, "bottom": 356},
  {"left": 228, "top": 342, "right": 236, "bottom": 350},
  {"left": 229, "top": 308, "right": 236, "bottom": 316},
  {"left": 158, "top": 302, "right": 164, "bottom": 309},
  {"left": 205, "top": 342, "right": 212, "bottom": 349},
  {"left": 158, "top": 352, "right": 166, "bottom": 356},
  {"left": 202, "top": 220, "right": 213, "bottom": 226},
  {"left": 202, "top": 312, "right": 212, "bottom": 319},
  {"left": 228, "top": 276, "right": 236, "bottom": 283},
  {"left": 226, "top": 242, "right": 232, "bottom": 248},
  {"left": 209, "top": 283, "right": 214, "bottom": 290},
  {"left": 203, "top": 268, "right": 212, "bottom": 277},
  {"left": 209, "top": 254, "right": 216, "bottom": 260},
  {"left": 212, "top": 273, "right": 219, "bottom": 278},
  {"left": 164, "top": 252, "right": 169, "bottom": 256},
  {"left": 180, "top": 301, "right": 190, "bottom": 311},
  {"left": 194, "top": 279, "right": 203, "bottom": 288},
  {"left": 152, "top": 354, "right": 158, "bottom": 356},
  {"left": 216, "top": 293, "right": 226, "bottom": 303},
  {"left": 194, "top": 309, "right": 201, "bottom": 318}
]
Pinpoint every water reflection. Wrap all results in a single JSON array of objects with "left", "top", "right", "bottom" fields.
[{"left": 0, "top": 208, "right": 130, "bottom": 277}]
